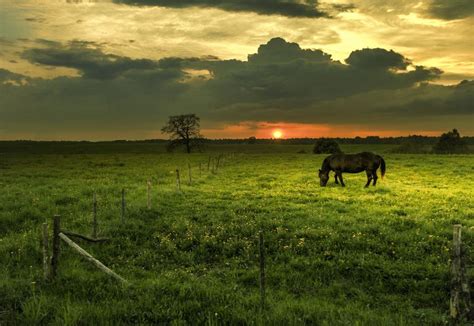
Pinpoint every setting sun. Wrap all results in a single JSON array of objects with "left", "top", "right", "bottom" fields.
[{"left": 272, "top": 130, "right": 283, "bottom": 139}]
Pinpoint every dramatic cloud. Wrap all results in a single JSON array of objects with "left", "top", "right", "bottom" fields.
[
  {"left": 2, "top": 0, "right": 472, "bottom": 85},
  {"left": 22, "top": 41, "right": 159, "bottom": 79},
  {"left": 113, "top": 0, "right": 330, "bottom": 18},
  {"left": 428, "top": 0, "right": 474, "bottom": 20},
  {"left": 1, "top": 38, "right": 471, "bottom": 139},
  {"left": 248, "top": 37, "right": 332, "bottom": 63},
  {"left": 191, "top": 38, "right": 442, "bottom": 106},
  {"left": 0, "top": 68, "right": 28, "bottom": 84},
  {"left": 345, "top": 48, "right": 411, "bottom": 70}
]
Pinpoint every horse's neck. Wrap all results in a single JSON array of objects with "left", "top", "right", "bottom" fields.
[{"left": 322, "top": 159, "right": 331, "bottom": 172}]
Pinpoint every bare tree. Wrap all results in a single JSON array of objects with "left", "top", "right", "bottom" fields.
[{"left": 161, "top": 114, "right": 203, "bottom": 153}]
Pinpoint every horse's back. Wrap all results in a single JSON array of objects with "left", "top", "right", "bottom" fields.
[{"left": 326, "top": 152, "right": 381, "bottom": 172}]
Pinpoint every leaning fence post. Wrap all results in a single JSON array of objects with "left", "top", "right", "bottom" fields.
[
  {"left": 188, "top": 163, "right": 192, "bottom": 185},
  {"left": 147, "top": 180, "right": 151, "bottom": 209},
  {"left": 451, "top": 225, "right": 462, "bottom": 323},
  {"left": 50, "top": 215, "right": 61, "bottom": 280},
  {"left": 176, "top": 169, "right": 181, "bottom": 192},
  {"left": 59, "top": 233, "right": 129, "bottom": 284},
  {"left": 121, "top": 189, "right": 126, "bottom": 223},
  {"left": 259, "top": 230, "right": 266, "bottom": 312},
  {"left": 42, "top": 223, "right": 49, "bottom": 281},
  {"left": 92, "top": 193, "right": 97, "bottom": 238}
]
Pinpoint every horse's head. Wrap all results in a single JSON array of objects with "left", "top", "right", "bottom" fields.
[{"left": 318, "top": 169, "right": 329, "bottom": 187}]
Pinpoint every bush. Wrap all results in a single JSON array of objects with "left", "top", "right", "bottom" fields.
[
  {"left": 432, "top": 129, "right": 469, "bottom": 154},
  {"left": 313, "top": 139, "right": 342, "bottom": 154}
]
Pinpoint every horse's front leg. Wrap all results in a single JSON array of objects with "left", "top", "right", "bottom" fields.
[
  {"left": 334, "top": 173, "right": 339, "bottom": 184},
  {"left": 336, "top": 171, "right": 345, "bottom": 187},
  {"left": 365, "top": 170, "right": 373, "bottom": 188}
]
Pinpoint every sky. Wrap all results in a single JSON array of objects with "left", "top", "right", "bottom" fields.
[{"left": 0, "top": 0, "right": 473, "bottom": 140}]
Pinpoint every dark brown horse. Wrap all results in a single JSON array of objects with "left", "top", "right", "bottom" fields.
[{"left": 318, "top": 152, "right": 386, "bottom": 187}]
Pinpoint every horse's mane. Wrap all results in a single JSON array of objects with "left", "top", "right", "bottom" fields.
[{"left": 321, "top": 157, "right": 331, "bottom": 171}]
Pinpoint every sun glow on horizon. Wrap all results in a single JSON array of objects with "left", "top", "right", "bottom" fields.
[{"left": 272, "top": 130, "right": 283, "bottom": 139}]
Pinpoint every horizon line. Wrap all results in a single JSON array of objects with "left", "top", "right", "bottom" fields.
[{"left": 1, "top": 134, "right": 472, "bottom": 143}]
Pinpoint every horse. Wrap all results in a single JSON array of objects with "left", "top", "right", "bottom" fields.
[{"left": 318, "top": 152, "right": 386, "bottom": 187}]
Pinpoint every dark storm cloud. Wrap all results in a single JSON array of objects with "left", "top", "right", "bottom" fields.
[
  {"left": 113, "top": 0, "right": 330, "bottom": 18},
  {"left": 0, "top": 68, "right": 23, "bottom": 80},
  {"left": 0, "top": 37, "right": 471, "bottom": 138},
  {"left": 188, "top": 38, "right": 442, "bottom": 107},
  {"left": 0, "top": 68, "right": 29, "bottom": 85},
  {"left": 428, "top": 0, "right": 474, "bottom": 20},
  {"left": 22, "top": 41, "right": 160, "bottom": 79},
  {"left": 247, "top": 37, "right": 332, "bottom": 63},
  {"left": 345, "top": 48, "right": 411, "bottom": 70},
  {"left": 388, "top": 80, "right": 474, "bottom": 116}
]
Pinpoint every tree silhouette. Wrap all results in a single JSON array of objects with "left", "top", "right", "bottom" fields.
[
  {"left": 161, "top": 114, "right": 202, "bottom": 153},
  {"left": 313, "top": 138, "right": 342, "bottom": 154},
  {"left": 433, "top": 129, "right": 469, "bottom": 154},
  {"left": 247, "top": 136, "right": 257, "bottom": 144}
]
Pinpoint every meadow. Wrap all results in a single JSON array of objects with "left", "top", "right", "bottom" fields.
[{"left": 1, "top": 143, "right": 473, "bottom": 325}]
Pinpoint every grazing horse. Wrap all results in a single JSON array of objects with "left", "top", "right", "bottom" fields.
[{"left": 318, "top": 152, "right": 386, "bottom": 187}]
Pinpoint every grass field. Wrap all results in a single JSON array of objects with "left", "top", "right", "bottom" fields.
[{"left": 1, "top": 143, "right": 473, "bottom": 325}]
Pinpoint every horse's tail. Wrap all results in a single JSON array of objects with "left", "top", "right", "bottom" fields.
[{"left": 379, "top": 155, "right": 386, "bottom": 178}]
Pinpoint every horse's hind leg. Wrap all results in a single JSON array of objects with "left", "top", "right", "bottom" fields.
[
  {"left": 365, "top": 170, "right": 372, "bottom": 188},
  {"left": 372, "top": 171, "right": 378, "bottom": 186},
  {"left": 336, "top": 171, "right": 345, "bottom": 187},
  {"left": 334, "top": 173, "right": 339, "bottom": 184}
]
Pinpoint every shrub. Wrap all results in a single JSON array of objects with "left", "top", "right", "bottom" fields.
[
  {"left": 313, "top": 139, "right": 342, "bottom": 154},
  {"left": 432, "top": 129, "right": 469, "bottom": 154}
]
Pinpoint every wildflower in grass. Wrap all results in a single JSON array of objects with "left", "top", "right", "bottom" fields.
[{"left": 297, "top": 238, "right": 305, "bottom": 247}]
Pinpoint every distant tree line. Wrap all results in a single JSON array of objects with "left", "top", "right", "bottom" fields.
[{"left": 198, "top": 135, "right": 474, "bottom": 146}]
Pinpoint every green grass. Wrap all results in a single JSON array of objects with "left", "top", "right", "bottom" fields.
[{"left": 1, "top": 144, "right": 473, "bottom": 325}]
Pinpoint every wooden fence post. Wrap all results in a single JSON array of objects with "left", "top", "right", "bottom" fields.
[
  {"left": 188, "top": 163, "right": 192, "bottom": 185},
  {"left": 176, "top": 169, "right": 181, "bottom": 192},
  {"left": 92, "top": 193, "right": 97, "bottom": 238},
  {"left": 461, "top": 251, "right": 473, "bottom": 322},
  {"left": 121, "top": 189, "right": 125, "bottom": 223},
  {"left": 450, "top": 224, "right": 473, "bottom": 324},
  {"left": 147, "top": 180, "right": 151, "bottom": 209},
  {"left": 259, "top": 230, "right": 266, "bottom": 312},
  {"left": 50, "top": 215, "right": 61, "bottom": 280},
  {"left": 451, "top": 224, "right": 462, "bottom": 323},
  {"left": 216, "top": 155, "right": 221, "bottom": 171},
  {"left": 42, "top": 223, "right": 49, "bottom": 281}
]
